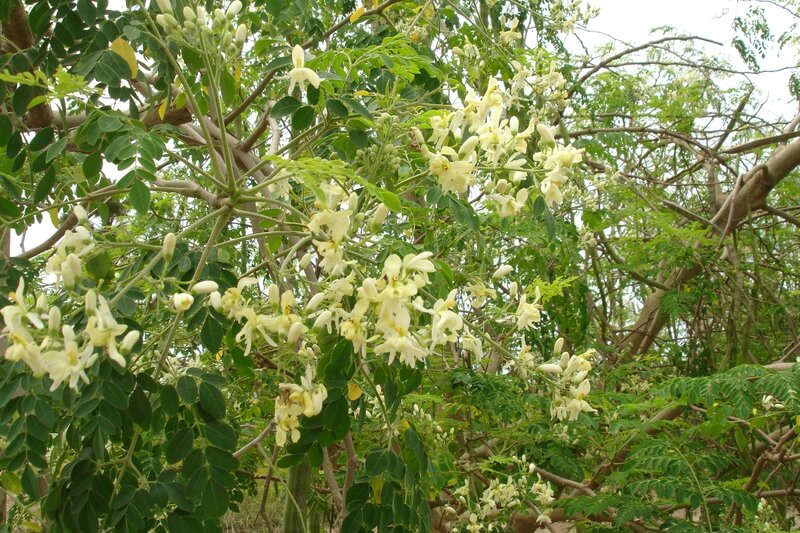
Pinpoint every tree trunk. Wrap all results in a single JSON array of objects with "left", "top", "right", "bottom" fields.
[{"left": 283, "top": 458, "right": 312, "bottom": 533}]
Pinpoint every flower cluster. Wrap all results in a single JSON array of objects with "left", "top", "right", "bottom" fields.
[
  {"left": 537, "top": 338, "right": 597, "bottom": 421},
  {"left": 208, "top": 278, "right": 308, "bottom": 355},
  {"left": 418, "top": 56, "right": 582, "bottom": 216},
  {"left": 2, "top": 212, "right": 139, "bottom": 390},
  {"left": 307, "top": 182, "right": 354, "bottom": 277},
  {"left": 312, "top": 251, "right": 461, "bottom": 367},
  {"left": 44, "top": 225, "right": 94, "bottom": 290},
  {"left": 155, "top": 0, "right": 247, "bottom": 58},
  {"left": 273, "top": 365, "right": 328, "bottom": 446},
  {"left": 452, "top": 456, "right": 556, "bottom": 530}
]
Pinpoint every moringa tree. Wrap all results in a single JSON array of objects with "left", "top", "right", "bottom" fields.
[{"left": 1, "top": 0, "right": 800, "bottom": 531}]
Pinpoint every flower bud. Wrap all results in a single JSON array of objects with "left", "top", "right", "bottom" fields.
[
  {"left": 509, "top": 281, "right": 518, "bottom": 298},
  {"left": 164, "top": 13, "right": 179, "bottom": 28},
  {"left": 287, "top": 321, "right": 305, "bottom": 345},
  {"left": 361, "top": 278, "right": 378, "bottom": 300},
  {"left": 73, "top": 205, "right": 88, "bottom": 223},
  {"left": 192, "top": 280, "right": 219, "bottom": 294},
  {"left": 537, "top": 363, "right": 563, "bottom": 374},
  {"left": 267, "top": 283, "right": 280, "bottom": 306},
  {"left": 553, "top": 337, "right": 564, "bottom": 356},
  {"left": 348, "top": 192, "right": 359, "bottom": 210},
  {"left": 209, "top": 291, "right": 222, "bottom": 311},
  {"left": 299, "top": 252, "right": 312, "bottom": 269},
  {"left": 370, "top": 203, "right": 390, "bottom": 229},
  {"left": 313, "top": 310, "right": 333, "bottom": 331},
  {"left": 173, "top": 292, "right": 194, "bottom": 311},
  {"left": 492, "top": 264, "right": 512, "bottom": 280},
  {"left": 183, "top": 6, "right": 196, "bottom": 20},
  {"left": 226, "top": 0, "right": 242, "bottom": 18},
  {"left": 120, "top": 330, "right": 141, "bottom": 355},
  {"left": 459, "top": 135, "right": 480, "bottom": 157},
  {"left": 162, "top": 232, "right": 177, "bottom": 260},
  {"left": 62, "top": 253, "right": 82, "bottom": 290},
  {"left": 306, "top": 293, "right": 325, "bottom": 312},
  {"left": 48, "top": 306, "right": 61, "bottom": 333},
  {"left": 155, "top": 0, "right": 172, "bottom": 14},
  {"left": 235, "top": 23, "right": 247, "bottom": 45},
  {"left": 85, "top": 290, "right": 97, "bottom": 315},
  {"left": 36, "top": 294, "right": 49, "bottom": 313}
]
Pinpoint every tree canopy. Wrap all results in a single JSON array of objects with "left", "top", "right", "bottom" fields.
[{"left": 1, "top": 0, "right": 800, "bottom": 531}]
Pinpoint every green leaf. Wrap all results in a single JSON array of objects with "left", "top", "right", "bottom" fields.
[
  {"left": 160, "top": 384, "right": 180, "bottom": 416},
  {"left": 86, "top": 251, "right": 113, "bottom": 279},
  {"left": 29, "top": 127, "right": 54, "bottom": 151},
  {"left": 449, "top": 197, "right": 479, "bottom": 232},
  {"left": 21, "top": 465, "right": 40, "bottom": 499},
  {"left": 95, "top": 50, "right": 132, "bottom": 87},
  {"left": 198, "top": 382, "right": 226, "bottom": 421},
  {"left": 177, "top": 376, "right": 197, "bottom": 404},
  {"left": 373, "top": 188, "right": 401, "bottom": 211},
  {"left": 532, "top": 194, "right": 545, "bottom": 216},
  {"left": 341, "top": 96, "right": 372, "bottom": 120},
  {"left": 324, "top": 397, "right": 348, "bottom": 431},
  {"left": 292, "top": 106, "right": 315, "bottom": 130},
  {"left": 341, "top": 510, "right": 363, "bottom": 533},
  {"left": 128, "top": 386, "right": 152, "bottom": 428},
  {"left": 165, "top": 427, "right": 194, "bottom": 463},
  {"left": 0, "top": 196, "right": 22, "bottom": 219},
  {"left": 201, "top": 480, "right": 229, "bottom": 518},
  {"left": 129, "top": 179, "right": 150, "bottom": 213},
  {"left": 271, "top": 96, "right": 302, "bottom": 119},
  {"left": 33, "top": 167, "right": 57, "bottom": 203},
  {"left": 98, "top": 114, "right": 124, "bottom": 132},
  {"left": 82, "top": 152, "right": 103, "bottom": 178},
  {"left": 345, "top": 482, "right": 371, "bottom": 512},
  {"left": 543, "top": 205, "right": 556, "bottom": 239},
  {"left": 219, "top": 70, "right": 236, "bottom": 107},
  {"left": 203, "top": 421, "right": 237, "bottom": 450},
  {"left": 77, "top": 0, "right": 97, "bottom": 24},
  {"left": 45, "top": 137, "right": 67, "bottom": 162},
  {"left": 326, "top": 98, "right": 348, "bottom": 118},
  {"left": 200, "top": 317, "right": 223, "bottom": 354}
]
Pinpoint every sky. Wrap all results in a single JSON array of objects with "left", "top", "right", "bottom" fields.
[
  {"left": 571, "top": 0, "right": 797, "bottom": 119},
  {"left": 10, "top": 0, "right": 799, "bottom": 255}
]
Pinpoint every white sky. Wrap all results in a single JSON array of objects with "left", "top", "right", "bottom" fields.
[
  {"left": 11, "top": 0, "right": 799, "bottom": 256},
  {"left": 572, "top": 0, "right": 798, "bottom": 119}
]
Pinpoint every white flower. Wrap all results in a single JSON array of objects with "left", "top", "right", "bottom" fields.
[
  {"left": 43, "top": 325, "right": 97, "bottom": 391},
  {"left": 429, "top": 149, "right": 475, "bottom": 194},
  {"left": 172, "top": 293, "right": 194, "bottom": 311},
  {"left": 537, "top": 123, "right": 557, "bottom": 146},
  {"left": 515, "top": 291, "right": 542, "bottom": 330},
  {"left": 375, "top": 329, "right": 428, "bottom": 367},
  {"left": 288, "top": 45, "right": 321, "bottom": 94},
  {"left": 86, "top": 294, "right": 129, "bottom": 367}
]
